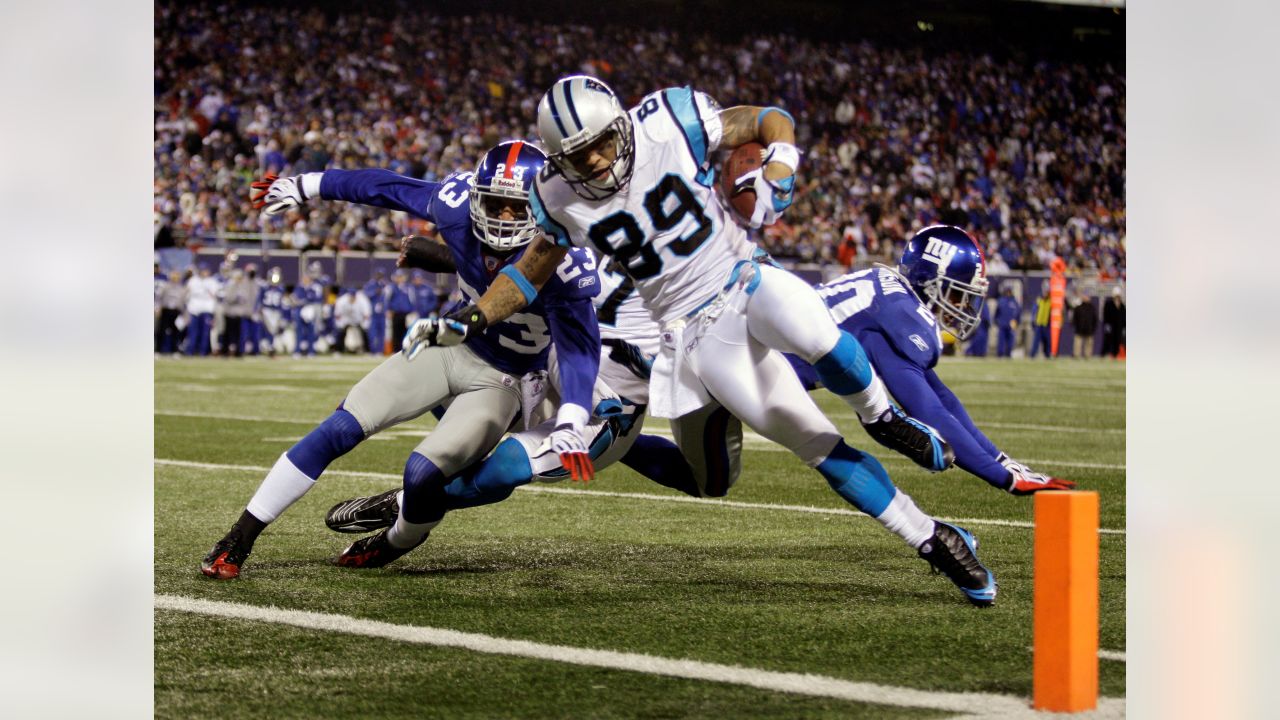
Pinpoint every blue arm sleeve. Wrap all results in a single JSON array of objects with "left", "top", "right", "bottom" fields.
[
  {"left": 860, "top": 332, "right": 1012, "bottom": 490},
  {"left": 319, "top": 169, "right": 441, "bottom": 221},
  {"left": 545, "top": 297, "right": 601, "bottom": 417},
  {"left": 783, "top": 352, "right": 822, "bottom": 392},
  {"left": 925, "top": 370, "right": 1003, "bottom": 459}
]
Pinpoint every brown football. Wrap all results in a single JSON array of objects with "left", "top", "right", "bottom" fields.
[{"left": 720, "top": 141, "right": 765, "bottom": 224}]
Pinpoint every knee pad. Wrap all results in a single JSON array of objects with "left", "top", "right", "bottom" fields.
[
  {"left": 474, "top": 439, "right": 534, "bottom": 494},
  {"left": 285, "top": 408, "right": 365, "bottom": 479}
]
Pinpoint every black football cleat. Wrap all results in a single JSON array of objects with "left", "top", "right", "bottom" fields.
[
  {"left": 326, "top": 488, "right": 400, "bottom": 534},
  {"left": 863, "top": 406, "right": 955, "bottom": 472},
  {"left": 918, "top": 522, "right": 997, "bottom": 607},
  {"left": 201, "top": 536, "right": 251, "bottom": 580},
  {"left": 336, "top": 530, "right": 423, "bottom": 569}
]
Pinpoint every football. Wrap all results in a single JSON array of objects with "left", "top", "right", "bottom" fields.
[{"left": 720, "top": 141, "right": 765, "bottom": 224}]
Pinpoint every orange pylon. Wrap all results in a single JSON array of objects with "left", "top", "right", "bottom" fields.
[{"left": 1033, "top": 491, "right": 1099, "bottom": 712}]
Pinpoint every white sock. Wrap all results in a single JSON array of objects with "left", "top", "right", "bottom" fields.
[
  {"left": 848, "top": 376, "right": 891, "bottom": 423},
  {"left": 387, "top": 514, "right": 439, "bottom": 549},
  {"left": 245, "top": 453, "right": 316, "bottom": 523},
  {"left": 874, "top": 491, "right": 936, "bottom": 549}
]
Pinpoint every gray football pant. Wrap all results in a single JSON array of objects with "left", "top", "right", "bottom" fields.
[{"left": 342, "top": 344, "right": 521, "bottom": 476}]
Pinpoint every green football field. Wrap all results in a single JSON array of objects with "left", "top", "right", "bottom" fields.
[{"left": 154, "top": 355, "right": 1125, "bottom": 719}]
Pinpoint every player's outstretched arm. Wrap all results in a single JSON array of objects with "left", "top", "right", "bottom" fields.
[{"left": 475, "top": 235, "right": 567, "bottom": 325}]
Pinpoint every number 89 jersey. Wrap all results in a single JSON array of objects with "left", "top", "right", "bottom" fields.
[{"left": 531, "top": 87, "right": 755, "bottom": 325}]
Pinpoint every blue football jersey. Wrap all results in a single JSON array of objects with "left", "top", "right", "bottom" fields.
[
  {"left": 319, "top": 167, "right": 601, "bottom": 379},
  {"left": 816, "top": 267, "right": 942, "bottom": 370},
  {"left": 258, "top": 285, "right": 287, "bottom": 312}
]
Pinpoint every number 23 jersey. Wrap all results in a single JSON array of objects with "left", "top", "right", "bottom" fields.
[{"left": 531, "top": 86, "right": 755, "bottom": 325}]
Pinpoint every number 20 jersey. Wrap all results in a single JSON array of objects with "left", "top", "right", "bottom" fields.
[{"left": 531, "top": 86, "right": 755, "bottom": 325}]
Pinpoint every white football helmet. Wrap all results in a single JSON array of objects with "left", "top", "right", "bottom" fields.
[{"left": 536, "top": 75, "right": 634, "bottom": 200}]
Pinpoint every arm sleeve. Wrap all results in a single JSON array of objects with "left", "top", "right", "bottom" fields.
[
  {"left": 860, "top": 332, "right": 1012, "bottom": 490},
  {"left": 544, "top": 297, "right": 601, "bottom": 421},
  {"left": 319, "top": 169, "right": 441, "bottom": 221},
  {"left": 530, "top": 180, "right": 573, "bottom": 248},
  {"left": 925, "top": 370, "right": 1003, "bottom": 459}
]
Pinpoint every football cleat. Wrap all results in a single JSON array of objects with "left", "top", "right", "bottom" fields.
[
  {"left": 201, "top": 536, "right": 251, "bottom": 580},
  {"left": 863, "top": 406, "right": 955, "bottom": 472},
  {"left": 325, "top": 488, "right": 400, "bottom": 534},
  {"left": 918, "top": 522, "right": 997, "bottom": 607},
  {"left": 336, "top": 530, "right": 423, "bottom": 569}
]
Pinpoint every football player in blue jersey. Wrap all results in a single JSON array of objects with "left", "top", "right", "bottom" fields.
[
  {"left": 787, "top": 225, "right": 1077, "bottom": 496},
  {"left": 201, "top": 141, "right": 603, "bottom": 578},
  {"left": 363, "top": 270, "right": 388, "bottom": 355}
]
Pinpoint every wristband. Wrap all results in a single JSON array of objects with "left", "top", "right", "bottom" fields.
[
  {"left": 500, "top": 265, "right": 538, "bottom": 305},
  {"left": 301, "top": 172, "right": 324, "bottom": 201},
  {"left": 555, "top": 402, "right": 589, "bottom": 432},
  {"left": 763, "top": 142, "right": 801, "bottom": 173}
]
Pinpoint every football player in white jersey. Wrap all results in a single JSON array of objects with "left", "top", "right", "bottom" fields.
[{"left": 405, "top": 76, "right": 996, "bottom": 605}]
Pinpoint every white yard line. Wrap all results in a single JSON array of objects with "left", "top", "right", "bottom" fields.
[
  {"left": 154, "top": 595, "right": 1123, "bottom": 718},
  {"left": 153, "top": 458, "right": 1125, "bottom": 536}
]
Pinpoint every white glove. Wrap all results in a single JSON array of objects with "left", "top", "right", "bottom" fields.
[
  {"left": 401, "top": 317, "right": 466, "bottom": 360},
  {"left": 549, "top": 422, "right": 593, "bottom": 483},
  {"left": 251, "top": 173, "right": 323, "bottom": 216},
  {"left": 997, "top": 452, "right": 1076, "bottom": 495},
  {"left": 733, "top": 168, "right": 796, "bottom": 229}
]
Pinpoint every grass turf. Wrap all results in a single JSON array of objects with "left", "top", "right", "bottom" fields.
[{"left": 155, "top": 355, "right": 1125, "bottom": 717}]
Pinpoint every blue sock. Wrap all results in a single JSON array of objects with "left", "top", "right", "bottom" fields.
[
  {"left": 435, "top": 439, "right": 535, "bottom": 518},
  {"left": 812, "top": 332, "right": 874, "bottom": 396},
  {"left": 816, "top": 441, "right": 896, "bottom": 516},
  {"left": 401, "top": 452, "right": 448, "bottom": 524},
  {"left": 284, "top": 408, "right": 365, "bottom": 480},
  {"left": 621, "top": 434, "right": 701, "bottom": 497}
]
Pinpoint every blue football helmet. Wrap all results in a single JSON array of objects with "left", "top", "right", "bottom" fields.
[
  {"left": 898, "top": 225, "right": 990, "bottom": 340},
  {"left": 469, "top": 140, "right": 548, "bottom": 250}
]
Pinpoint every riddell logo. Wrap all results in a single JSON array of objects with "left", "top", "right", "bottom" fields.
[{"left": 923, "top": 238, "right": 958, "bottom": 269}]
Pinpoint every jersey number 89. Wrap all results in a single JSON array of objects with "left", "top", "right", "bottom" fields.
[{"left": 586, "top": 174, "right": 712, "bottom": 280}]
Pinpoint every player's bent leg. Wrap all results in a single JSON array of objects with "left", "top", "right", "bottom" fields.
[
  {"left": 382, "top": 381, "right": 520, "bottom": 558},
  {"left": 669, "top": 402, "right": 743, "bottom": 497},
  {"left": 203, "top": 349, "right": 456, "bottom": 579},
  {"left": 742, "top": 265, "right": 951, "bottom": 471}
]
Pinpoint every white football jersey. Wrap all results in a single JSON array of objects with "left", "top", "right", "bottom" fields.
[{"left": 532, "top": 87, "right": 756, "bottom": 325}]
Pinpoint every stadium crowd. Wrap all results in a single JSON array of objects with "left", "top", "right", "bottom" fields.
[{"left": 153, "top": 1, "right": 1125, "bottom": 278}]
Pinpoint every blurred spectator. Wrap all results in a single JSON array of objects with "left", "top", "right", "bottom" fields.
[
  {"left": 1071, "top": 292, "right": 1098, "bottom": 359},
  {"left": 364, "top": 270, "right": 388, "bottom": 355},
  {"left": 155, "top": 271, "right": 186, "bottom": 355},
  {"left": 334, "top": 287, "right": 372, "bottom": 354},
  {"left": 964, "top": 298, "right": 991, "bottom": 357},
  {"left": 387, "top": 269, "right": 414, "bottom": 347},
  {"left": 292, "top": 274, "right": 322, "bottom": 357},
  {"left": 1028, "top": 285, "right": 1053, "bottom": 359},
  {"left": 995, "top": 286, "right": 1020, "bottom": 358},
  {"left": 1102, "top": 286, "right": 1125, "bottom": 357},
  {"left": 221, "top": 269, "right": 256, "bottom": 357},
  {"left": 184, "top": 264, "right": 219, "bottom": 356},
  {"left": 411, "top": 270, "right": 438, "bottom": 323}
]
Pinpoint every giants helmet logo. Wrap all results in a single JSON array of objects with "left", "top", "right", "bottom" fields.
[{"left": 922, "top": 236, "right": 959, "bottom": 272}]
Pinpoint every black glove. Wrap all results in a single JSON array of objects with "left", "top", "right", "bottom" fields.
[{"left": 398, "top": 235, "right": 458, "bottom": 273}]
